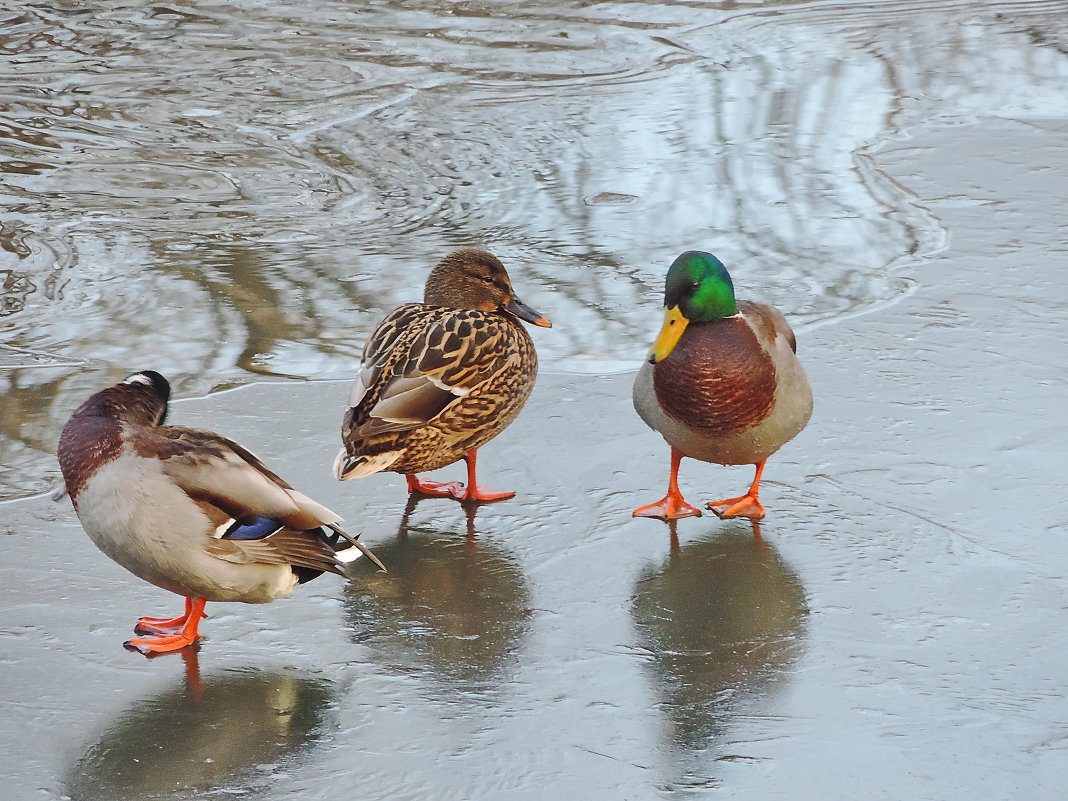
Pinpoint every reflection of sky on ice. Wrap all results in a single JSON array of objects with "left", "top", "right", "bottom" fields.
[{"left": 2, "top": 2, "right": 1068, "bottom": 498}]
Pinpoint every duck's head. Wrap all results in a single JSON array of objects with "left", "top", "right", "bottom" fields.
[
  {"left": 424, "top": 248, "right": 552, "bottom": 328},
  {"left": 648, "top": 251, "right": 737, "bottom": 364},
  {"left": 57, "top": 371, "right": 171, "bottom": 501},
  {"left": 90, "top": 370, "right": 171, "bottom": 426}
]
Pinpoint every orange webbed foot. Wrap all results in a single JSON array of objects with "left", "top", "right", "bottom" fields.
[
  {"left": 458, "top": 485, "right": 516, "bottom": 503},
  {"left": 406, "top": 474, "right": 515, "bottom": 503},
  {"left": 636, "top": 447, "right": 702, "bottom": 521},
  {"left": 134, "top": 598, "right": 206, "bottom": 636},
  {"left": 406, "top": 476, "right": 467, "bottom": 498},
  {"left": 707, "top": 494, "right": 766, "bottom": 520},
  {"left": 134, "top": 615, "right": 188, "bottom": 636},
  {"left": 126, "top": 597, "right": 207, "bottom": 656},
  {"left": 124, "top": 632, "right": 201, "bottom": 655},
  {"left": 633, "top": 493, "right": 704, "bottom": 520}
]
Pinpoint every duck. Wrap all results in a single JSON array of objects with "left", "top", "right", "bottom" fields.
[
  {"left": 334, "top": 248, "right": 551, "bottom": 502},
  {"left": 632, "top": 251, "right": 812, "bottom": 521},
  {"left": 57, "top": 370, "right": 385, "bottom": 655}
]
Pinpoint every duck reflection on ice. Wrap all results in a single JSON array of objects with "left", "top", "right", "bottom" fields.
[
  {"left": 343, "top": 497, "right": 530, "bottom": 689},
  {"left": 65, "top": 650, "right": 334, "bottom": 801},
  {"left": 631, "top": 523, "right": 807, "bottom": 756}
]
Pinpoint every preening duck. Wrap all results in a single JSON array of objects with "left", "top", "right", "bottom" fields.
[{"left": 57, "top": 371, "right": 384, "bottom": 655}]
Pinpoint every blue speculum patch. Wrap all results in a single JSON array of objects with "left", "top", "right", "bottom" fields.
[{"left": 223, "top": 516, "right": 282, "bottom": 541}]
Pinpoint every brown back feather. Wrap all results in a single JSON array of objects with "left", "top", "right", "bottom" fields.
[
  {"left": 206, "top": 528, "right": 347, "bottom": 578},
  {"left": 342, "top": 305, "right": 524, "bottom": 455},
  {"left": 739, "top": 300, "right": 797, "bottom": 353}
]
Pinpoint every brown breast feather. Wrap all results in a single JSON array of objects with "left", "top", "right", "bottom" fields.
[
  {"left": 652, "top": 315, "right": 776, "bottom": 437},
  {"left": 57, "top": 415, "right": 123, "bottom": 502}
]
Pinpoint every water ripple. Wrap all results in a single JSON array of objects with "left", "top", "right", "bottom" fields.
[{"left": 2, "top": 0, "right": 1067, "bottom": 498}]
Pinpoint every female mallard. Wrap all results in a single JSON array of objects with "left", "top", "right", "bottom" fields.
[
  {"left": 334, "top": 248, "right": 551, "bottom": 502},
  {"left": 632, "top": 251, "right": 812, "bottom": 521},
  {"left": 57, "top": 371, "right": 384, "bottom": 655}
]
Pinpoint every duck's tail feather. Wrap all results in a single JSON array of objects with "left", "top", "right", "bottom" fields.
[
  {"left": 332, "top": 448, "right": 402, "bottom": 481},
  {"left": 326, "top": 522, "right": 387, "bottom": 572}
]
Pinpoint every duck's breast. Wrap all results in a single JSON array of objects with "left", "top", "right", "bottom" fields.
[
  {"left": 74, "top": 451, "right": 213, "bottom": 596},
  {"left": 634, "top": 309, "right": 811, "bottom": 464},
  {"left": 654, "top": 316, "right": 776, "bottom": 434}
]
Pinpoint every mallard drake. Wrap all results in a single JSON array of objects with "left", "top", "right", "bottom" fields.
[
  {"left": 57, "top": 371, "right": 385, "bottom": 655},
  {"left": 334, "top": 248, "right": 551, "bottom": 502},
  {"left": 632, "top": 251, "right": 812, "bottom": 521}
]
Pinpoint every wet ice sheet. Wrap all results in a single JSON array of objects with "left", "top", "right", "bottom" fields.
[{"left": 4, "top": 109, "right": 1068, "bottom": 795}]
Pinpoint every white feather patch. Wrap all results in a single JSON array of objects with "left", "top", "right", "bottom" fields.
[
  {"left": 122, "top": 374, "right": 153, "bottom": 385},
  {"left": 333, "top": 545, "right": 364, "bottom": 564},
  {"left": 213, "top": 519, "right": 236, "bottom": 539},
  {"left": 428, "top": 374, "right": 470, "bottom": 395},
  {"left": 333, "top": 448, "right": 402, "bottom": 481}
]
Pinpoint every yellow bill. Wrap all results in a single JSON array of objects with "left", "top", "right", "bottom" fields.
[{"left": 647, "top": 305, "right": 688, "bottom": 363}]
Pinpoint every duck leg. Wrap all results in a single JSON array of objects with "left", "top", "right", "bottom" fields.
[
  {"left": 125, "top": 597, "right": 207, "bottom": 655},
  {"left": 405, "top": 450, "right": 515, "bottom": 502},
  {"left": 633, "top": 447, "right": 703, "bottom": 520},
  {"left": 134, "top": 597, "right": 204, "bottom": 636},
  {"left": 707, "top": 460, "right": 768, "bottom": 520}
]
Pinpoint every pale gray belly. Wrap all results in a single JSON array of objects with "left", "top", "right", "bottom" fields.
[{"left": 75, "top": 460, "right": 298, "bottom": 603}]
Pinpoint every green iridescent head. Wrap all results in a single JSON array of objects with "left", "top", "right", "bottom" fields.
[{"left": 663, "top": 251, "right": 737, "bottom": 321}]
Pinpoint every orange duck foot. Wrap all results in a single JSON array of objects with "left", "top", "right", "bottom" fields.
[
  {"left": 124, "top": 632, "right": 201, "bottom": 656},
  {"left": 707, "top": 494, "right": 766, "bottom": 520},
  {"left": 633, "top": 493, "right": 704, "bottom": 520},
  {"left": 405, "top": 475, "right": 515, "bottom": 503},
  {"left": 134, "top": 615, "right": 189, "bottom": 636},
  {"left": 459, "top": 486, "right": 516, "bottom": 502},
  {"left": 134, "top": 598, "right": 207, "bottom": 636},
  {"left": 126, "top": 598, "right": 206, "bottom": 655}
]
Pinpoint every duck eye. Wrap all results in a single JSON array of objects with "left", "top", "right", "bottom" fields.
[{"left": 691, "top": 281, "right": 700, "bottom": 290}]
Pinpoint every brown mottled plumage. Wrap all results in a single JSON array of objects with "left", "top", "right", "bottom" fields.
[{"left": 334, "top": 249, "right": 550, "bottom": 502}]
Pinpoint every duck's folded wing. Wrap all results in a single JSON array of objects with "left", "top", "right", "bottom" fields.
[
  {"left": 206, "top": 529, "right": 347, "bottom": 577},
  {"left": 740, "top": 300, "right": 798, "bottom": 353},
  {"left": 148, "top": 427, "right": 340, "bottom": 530},
  {"left": 345, "top": 303, "right": 422, "bottom": 412},
  {"left": 343, "top": 308, "right": 508, "bottom": 440}
]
